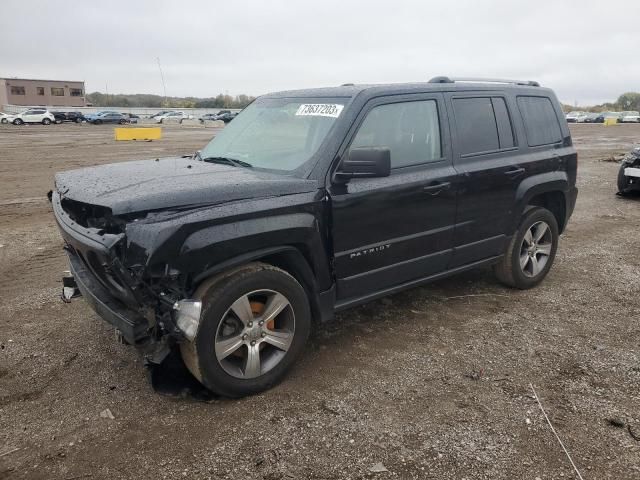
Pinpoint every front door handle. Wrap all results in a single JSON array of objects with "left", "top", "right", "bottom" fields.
[
  {"left": 423, "top": 182, "right": 451, "bottom": 195},
  {"left": 504, "top": 167, "right": 525, "bottom": 177}
]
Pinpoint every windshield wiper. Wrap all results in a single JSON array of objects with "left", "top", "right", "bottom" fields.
[{"left": 194, "top": 151, "right": 252, "bottom": 168}]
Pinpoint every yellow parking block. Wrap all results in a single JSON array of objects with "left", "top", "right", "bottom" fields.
[
  {"left": 603, "top": 118, "right": 618, "bottom": 126},
  {"left": 114, "top": 127, "right": 162, "bottom": 141}
]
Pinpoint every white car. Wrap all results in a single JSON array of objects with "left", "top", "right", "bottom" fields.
[
  {"left": 0, "top": 112, "right": 11, "bottom": 124},
  {"left": 565, "top": 111, "right": 588, "bottom": 123},
  {"left": 155, "top": 111, "right": 194, "bottom": 123},
  {"left": 620, "top": 111, "right": 640, "bottom": 123},
  {"left": 6, "top": 108, "right": 56, "bottom": 125}
]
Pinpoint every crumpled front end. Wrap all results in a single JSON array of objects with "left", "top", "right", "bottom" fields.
[{"left": 51, "top": 190, "right": 190, "bottom": 351}]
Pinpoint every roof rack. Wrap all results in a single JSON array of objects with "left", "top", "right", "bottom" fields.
[{"left": 428, "top": 76, "right": 540, "bottom": 87}]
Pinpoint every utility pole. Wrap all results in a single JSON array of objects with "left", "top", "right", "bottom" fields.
[{"left": 157, "top": 57, "right": 168, "bottom": 106}]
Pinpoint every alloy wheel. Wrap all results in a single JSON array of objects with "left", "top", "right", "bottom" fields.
[
  {"left": 214, "top": 289, "right": 295, "bottom": 379},
  {"left": 519, "top": 221, "right": 553, "bottom": 277}
]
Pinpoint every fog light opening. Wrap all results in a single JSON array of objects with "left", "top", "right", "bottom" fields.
[{"left": 173, "top": 299, "right": 202, "bottom": 341}]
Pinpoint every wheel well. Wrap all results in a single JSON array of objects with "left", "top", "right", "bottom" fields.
[
  {"left": 527, "top": 191, "right": 566, "bottom": 232},
  {"left": 258, "top": 250, "right": 322, "bottom": 323}
]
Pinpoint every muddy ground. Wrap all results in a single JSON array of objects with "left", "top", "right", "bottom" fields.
[{"left": 0, "top": 123, "right": 639, "bottom": 479}]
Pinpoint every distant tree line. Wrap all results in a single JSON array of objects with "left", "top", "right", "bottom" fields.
[
  {"left": 86, "top": 92, "right": 255, "bottom": 109},
  {"left": 562, "top": 92, "right": 640, "bottom": 112}
]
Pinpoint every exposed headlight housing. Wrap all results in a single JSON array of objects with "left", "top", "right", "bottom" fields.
[{"left": 173, "top": 299, "right": 202, "bottom": 341}]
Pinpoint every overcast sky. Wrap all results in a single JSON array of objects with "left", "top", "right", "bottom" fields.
[{"left": 1, "top": 0, "right": 638, "bottom": 105}]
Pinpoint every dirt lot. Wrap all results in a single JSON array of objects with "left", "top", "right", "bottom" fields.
[{"left": 0, "top": 123, "right": 639, "bottom": 479}]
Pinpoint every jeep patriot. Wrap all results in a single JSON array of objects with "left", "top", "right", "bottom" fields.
[{"left": 52, "top": 77, "right": 578, "bottom": 397}]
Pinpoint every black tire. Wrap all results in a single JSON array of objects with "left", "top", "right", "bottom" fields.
[
  {"left": 13, "top": 119, "right": 23, "bottom": 125},
  {"left": 75, "top": 117, "right": 83, "bottom": 123},
  {"left": 180, "top": 262, "right": 311, "bottom": 398},
  {"left": 1, "top": 118, "right": 7, "bottom": 124},
  {"left": 494, "top": 207, "right": 559, "bottom": 289},
  {"left": 119, "top": 119, "right": 126, "bottom": 125},
  {"left": 94, "top": 119, "right": 102, "bottom": 125},
  {"left": 42, "top": 118, "right": 51, "bottom": 125},
  {"left": 617, "top": 165, "right": 631, "bottom": 193}
]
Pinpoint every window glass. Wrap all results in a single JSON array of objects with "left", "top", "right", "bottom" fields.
[
  {"left": 70, "top": 88, "right": 83, "bottom": 97},
  {"left": 10, "top": 86, "right": 25, "bottom": 95},
  {"left": 51, "top": 87, "right": 65, "bottom": 96},
  {"left": 491, "top": 97, "right": 515, "bottom": 149},
  {"left": 453, "top": 97, "right": 499, "bottom": 155},
  {"left": 37, "top": 87, "right": 45, "bottom": 95},
  {"left": 517, "top": 96, "right": 562, "bottom": 146},
  {"left": 350, "top": 100, "right": 441, "bottom": 168}
]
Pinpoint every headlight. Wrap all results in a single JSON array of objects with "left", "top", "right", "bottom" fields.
[{"left": 173, "top": 299, "right": 202, "bottom": 341}]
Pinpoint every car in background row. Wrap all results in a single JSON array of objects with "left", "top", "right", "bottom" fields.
[
  {"left": 6, "top": 109, "right": 56, "bottom": 125},
  {"left": 52, "top": 111, "right": 86, "bottom": 124},
  {"left": 582, "top": 113, "right": 601, "bottom": 123},
  {"left": 565, "top": 111, "right": 588, "bottom": 123},
  {"left": 150, "top": 110, "right": 172, "bottom": 119},
  {"left": 590, "top": 112, "right": 621, "bottom": 123},
  {"left": 155, "top": 111, "right": 194, "bottom": 123},
  {"left": 121, "top": 113, "right": 139, "bottom": 124},
  {"left": 85, "top": 111, "right": 128, "bottom": 125},
  {"left": 620, "top": 111, "right": 640, "bottom": 123},
  {"left": 0, "top": 112, "right": 11, "bottom": 124}
]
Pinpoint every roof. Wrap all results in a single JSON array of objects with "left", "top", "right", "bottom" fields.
[
  {"left": 264, "top": 78, "right": 548, "bottom": 99},
  {"left": 0, "top": 77, "right": 84, "bottom": 84}
]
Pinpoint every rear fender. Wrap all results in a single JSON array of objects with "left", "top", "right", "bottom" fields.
[{"left": 511, "top": 171, "right": 568, "bottom": 232}]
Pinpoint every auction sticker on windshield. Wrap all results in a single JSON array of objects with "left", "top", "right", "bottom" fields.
[{"left": 295, "top": 104, "right": 344, "bottom": 118}]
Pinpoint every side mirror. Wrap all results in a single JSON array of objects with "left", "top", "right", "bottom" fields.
[{"left": 335, "top": 147, "right": 391, "bottom": 181}]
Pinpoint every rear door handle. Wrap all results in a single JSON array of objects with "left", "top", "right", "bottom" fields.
[
  {"left": 423, "top": 182, "right": 451, "bottom": 195},
  {"left": 504, "top": 167, "right": 525, "bottom": 177}
]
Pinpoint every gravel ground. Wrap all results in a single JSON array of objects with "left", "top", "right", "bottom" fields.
[{"left": 0, "top": 123, "right": 639, "bottom": 479}]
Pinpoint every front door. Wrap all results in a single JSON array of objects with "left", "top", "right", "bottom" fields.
[{"left": 330, "top": 94, "right": 457, "bottom": 303}]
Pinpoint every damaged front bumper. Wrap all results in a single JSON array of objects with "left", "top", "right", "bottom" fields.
[{"left": 52, "top": 190, "right": 201, "bottom": 347}]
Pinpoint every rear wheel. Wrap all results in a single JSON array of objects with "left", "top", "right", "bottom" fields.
[
  {"left": 494, "top": 207, "right": 559, "bottom": 289},
  {"left": 94, "top": 119, "right": 102, "bottom": 125},
  {"left": 180, "top": 263, "right": 311, "bottom": 398},
  {"left": 1, "top": 118, "right": 7, "bottom": 124},
  {"left": 42, "top": 118, "right": 51, "bottom": 125},
  {"left": 119, "top": 119, "right": 127, "bottom": 124},
  {"left": 75, "top": 117, "right": 82, "bottom": 123}
]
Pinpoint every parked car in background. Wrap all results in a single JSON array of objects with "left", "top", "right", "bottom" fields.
[
  {"left": 0, "top": 112, "right": 11, "bottom": 124},
  {"left": 155, "top": 111, "right": 194, "bottom": 123},
  {"left": 199, "top": 113, "right": 219, "bottom": 122},
  {"left": 6, "top": 109, "right": 56, "bottom": 125},
  {"left": 617, "top": 146, "right": 640, "bottom": 194},
  {"left": 593, "top": 112, "right": 620, "bottom": 123},
  {"left": 565, "top": 111, "right": 588, "bottom": 123},
  {"left": 121, "top": 113, "right": 139, "bottom": 124},
  {"left": 64, "top": 111, "right": 86, "bottom": 123},
  {"left": 86, "top": 111, "right": 128, "bottom": 125},
  {"left": 620, "top": 111, "right": 640, "bottom": 123},
  {"left": 216, "top": 111, "right": 238, "bottom": 123},
  {"left": 150, "top": 110, "right": 172, "bottom": 119},
  {"left": 583, "top": 113, "right": 600, "bottom": 123}
]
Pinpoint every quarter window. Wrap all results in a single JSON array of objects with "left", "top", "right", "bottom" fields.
[
  {"left": 51, "top": 87, "right": 65, "bottom": 96},
  {"left": 517, "top": 96, "right": 562, "bottom": 147},
  {"left": 10, "top": 86, "right": 25, "bottom": 95},
  {"left": 350, "top": 100, "right": 442, "bottom": 168}
]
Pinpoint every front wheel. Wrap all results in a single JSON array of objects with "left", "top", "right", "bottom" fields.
[
  {"left": 75, "top": 117, "right": 83, "bottom": 123},
  {"left": 180, "top": 263, "right": 311, "bottom": 398},
  {"left": 1, "top": 118, "right": 7, "bottom": 124},
  {"left": 494, "top": 207, "right": 559, "bottom": 289},
  {"left": 42, "top": 118, "right": 51, "bottom": 125},
  {"left": 13, "top": 119, "right": 23, "bottom": 125},
  {"left": 119, "top": 119, "right": 126, "bottom": 124}
]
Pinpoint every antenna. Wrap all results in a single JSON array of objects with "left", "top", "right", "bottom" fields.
[{"left": 157, "top": 57, "right": 168, "bottom": 106}]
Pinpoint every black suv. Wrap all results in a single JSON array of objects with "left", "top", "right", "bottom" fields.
[
  {"left": 51, "top": 111, "right": 85, "bottom": 123},
  {"left": 52, "top": 78, "right": 578, "bottom": 397}
]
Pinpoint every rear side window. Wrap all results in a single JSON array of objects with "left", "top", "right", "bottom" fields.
[
  {"left": 453, "top": 97, "right": 498, "bottom": 155},
  {"left": 350, "top": 100, "right": 442, "bottom": 168},
  {"left": 517, "top": 96, "right": 562, "bottom": 147}
]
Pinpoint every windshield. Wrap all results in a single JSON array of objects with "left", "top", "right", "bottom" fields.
[{"left": 199, "top": 97, "right": 347, "bottom": 173}]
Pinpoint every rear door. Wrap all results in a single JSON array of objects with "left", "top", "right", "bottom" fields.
[
  {"left": 446, "top": 92, "right": 565, "bottom": 268},
  {"left": 330, "top": 94, "right": 458, "bottom": 302},
  {"left": 446, "top": 93, "right": 523, "bottom": 267}
]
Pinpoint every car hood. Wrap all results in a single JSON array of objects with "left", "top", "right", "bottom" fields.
[{"left": 55, "top": 156, "right": 318, "bottom": 215}]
